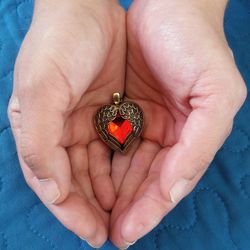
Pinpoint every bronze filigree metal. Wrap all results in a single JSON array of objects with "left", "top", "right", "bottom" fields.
[{"left": 94, "top": 93, "right": 144, "bottom": 153}]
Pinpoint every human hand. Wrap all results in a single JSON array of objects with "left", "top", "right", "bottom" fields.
[
  {"left": 8, "top": 0, "right": 125, "bottom": 247},
  {"left": 110, "top": 0, "right": 247, "bottom": 248}
]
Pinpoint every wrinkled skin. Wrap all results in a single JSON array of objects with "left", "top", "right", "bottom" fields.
[
  {"left": 8, "top": 0, "right": 246, "bottom": 249},
  {"left": 110, "top": 0, "right": 246, "bottom": 248},
  {"left": 8, "top": 0, "right": 125, "bottom": 247}
]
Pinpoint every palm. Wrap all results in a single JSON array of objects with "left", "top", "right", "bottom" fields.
[
  {"left": 13, "top": 1, "right": 126, "bottom": 246},
  {"left": 42, "top": 13, "right": 126, "bottom": 245},
  {"left": 110, "top": 0, "right": 237, "bottom": 246},
  {"left": 111, "top": 14, "right": 185, "bottom": 247},
  {"left": 53, "top": 68, "right": 125, "bottom": 242},
  {"left": 12, "top": 1, "right": 244, "bottom": 248}
]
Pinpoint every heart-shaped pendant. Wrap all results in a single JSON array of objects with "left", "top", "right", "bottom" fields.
[{"left": 94, "top": 93, "right": 144, "bottom": 153}]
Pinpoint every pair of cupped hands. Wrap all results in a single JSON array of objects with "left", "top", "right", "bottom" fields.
[{"left": 8, "top": 0, "right": 247, "bottom": 249}]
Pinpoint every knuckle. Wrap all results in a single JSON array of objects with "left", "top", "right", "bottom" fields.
[
  {"left": 7, "top": 109, "right": 13, "bottom": 124},
  {"left": 237, "top": 82, "right": 247, "bottom": 105},
  {"left": 185, "top": 153, "right": 213, "bottom": 181},
  {"left": 21, "top": 149, "right": 40, "bottom": 171},
  {"left": 7, "top": 97, "right": 18, "bottom": 120},
  {"left": 7, "top": 103, "right": 13, "bottom": 120},
  {"left": 225, "top": 81, "right": 247, "bottom": 109},
  {"left": 226, "top": 123, "right": 233, "bottom": 138},
  {"left": 20, "top": 136, "right": 41, "bottom": 170},
  {"left": 198, "top": 153, "right": 213, "bottom": 170},
  {"left": 24, "top": 176, "right": 34, "bottom": 189},
  {"left": 7, "top": 97, "right": 21, "bottom": 131}
]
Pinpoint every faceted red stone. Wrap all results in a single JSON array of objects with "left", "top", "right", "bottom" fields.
[{"left": 108, "top": 116, "right": 133, "bottom": 144}]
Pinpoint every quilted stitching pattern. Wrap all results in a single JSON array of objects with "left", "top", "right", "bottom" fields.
[{"left": 0, "top": 0, "right": 249, "bottom": 249}]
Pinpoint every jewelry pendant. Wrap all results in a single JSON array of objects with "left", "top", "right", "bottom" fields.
[{"left": 94, "top": 93, "right": 144, "bottom": 153}]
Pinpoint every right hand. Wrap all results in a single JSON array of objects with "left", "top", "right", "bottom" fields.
[
  {"left": 8, "top": 0, "right": 126, "bottom": 247},
  {"left": 110, "top": 0, "right": 247, "bottom": 248}
]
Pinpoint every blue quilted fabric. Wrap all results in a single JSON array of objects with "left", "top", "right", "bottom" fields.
[{"left": 0, "top": 0, "right": 250, "bottom": 249}]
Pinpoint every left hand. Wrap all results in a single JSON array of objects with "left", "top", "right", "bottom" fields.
[{"left": 110, "top": 0, "right": 247, "bottom": 248}]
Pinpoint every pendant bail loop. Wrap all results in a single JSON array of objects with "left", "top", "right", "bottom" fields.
[{"left": 113, "top": 92, "right": 122, "bottom": 105}]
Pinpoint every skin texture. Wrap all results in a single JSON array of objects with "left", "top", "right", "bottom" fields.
[
  {"left": 7, "top": 0, "right": 246, "bottom": 249},
  {"left": 8, "top": 0, "right": 126, "bottom": 247},
  {"left": 110, "top": 0, "right": 246, "bottom": 248}
]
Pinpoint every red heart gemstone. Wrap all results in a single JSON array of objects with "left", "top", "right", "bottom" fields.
[{"left": 108, "top": 116, "right": 133, "bottom": 144}]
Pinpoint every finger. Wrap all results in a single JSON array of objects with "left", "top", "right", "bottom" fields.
[
  {"left": 68, "top": 144, "right": 95, "bottom": 199},
  {"left": 16, "top": 143, "right": 108, "bottom": 248},
  {"left": 68, "top": 143, "right": 110, "bottom": 229},
  {"left": 8, "top": 87, "right": 71, "bottom": 205},
  {"left": 111, "top": 138, "right": 141, "bottom": 194},
  {"left": 15, "top": 137, "right": 108, "bottom": 249},
  {"left": 113, "top": 82, "right": 247, "bottom": 248},
  {"left": 111, "top": 148, "right": 171, "bottom": 248},
  {"left": 115, "top": 181, "right": 170, "bottom": 249},
  {"left": 111, "top": 140, "right": 160, "bottom": 226},
  {"left": 88, "top": 139, "right": 115, "bottom": 211},
  {"left": 60, "top": 106, "right": 99, "bottom": 147},
  {"left": 117, "top": 160, "right": 204, "bottom": 248},
  {"left": 160, "top": 92, "right": 245, "bottom": 204},
  {"left": 32, "top": 181, "right": 108, "bottom": 248},
  {"left": 9, "top": 122, "right": 107, "bottom": 248}
]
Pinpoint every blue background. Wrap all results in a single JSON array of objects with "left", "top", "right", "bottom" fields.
[{"left": 0, "top": 0, "right": 250, "bottom": 249}]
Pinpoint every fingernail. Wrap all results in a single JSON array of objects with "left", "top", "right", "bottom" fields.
[
  {"left": 79, "top": 236, "right": 86, "bottom": 241},
  {"left": 169, "top": 178, "right": 189, "bottom": 203},
  {"left": 79, "top": 236, "right": 102, "bottom": 249},
  {"left": 122, "top": 221, "right": 144, "bottom": 246},
  {"left": 120, "top": 240, "right": 137, "bottom": 249},
  {"left": 38, "top": 178, "right": 60, "bottom": 204}
]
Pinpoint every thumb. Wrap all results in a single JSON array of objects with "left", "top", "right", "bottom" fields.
[
  {"left": 161, "top": 75, "right": 247, "bottom": 203},
  {"left": 8, "top": 79, "right": 71, "bottom": 205}
]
